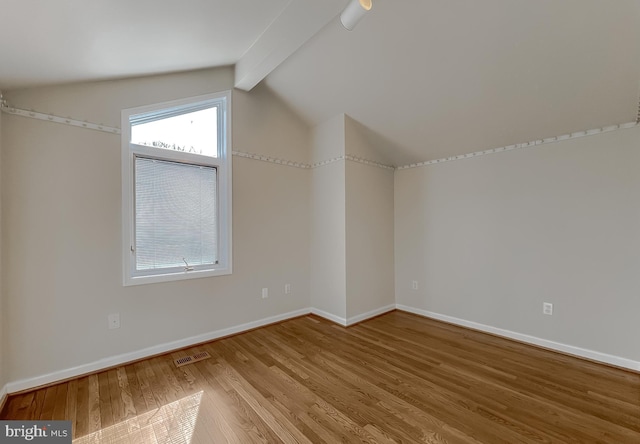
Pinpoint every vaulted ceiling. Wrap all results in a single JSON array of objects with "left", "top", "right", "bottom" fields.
[
  {"left": 0, "top": 0, "right": 291, "bottom": 88},
  {"left": 1, "top": 0, "right": 639, "bottom": 164}
]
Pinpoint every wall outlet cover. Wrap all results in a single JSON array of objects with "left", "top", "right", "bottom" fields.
[{"left": 108, "top": 313, "right": 121, "bottom": 329}]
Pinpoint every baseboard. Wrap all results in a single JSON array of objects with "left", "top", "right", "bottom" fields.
[
  {"left": 5, "top": 307, "right": 312, "bottom": 395},
  {"left": 10, "top": 303, "right": 635, "bottom": 395},
  {"left": 396, "top": 304, "right": 640, "bottom": 372},
  {"left": 5, "top": 304, "right": 395, "bottom": 395},
  {"left": 346, "top": 304, "right": 396, "bottom": 326},
  {"left": 310, "top": 304, "right": 397, "bottom": 327},
  {"left": 310, "top": 308, "right": 347, "bottom": 326}
]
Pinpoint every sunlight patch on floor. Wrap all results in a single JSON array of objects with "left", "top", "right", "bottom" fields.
[{"left": 73, "top": 391, "right": 203, "bottom": 444}]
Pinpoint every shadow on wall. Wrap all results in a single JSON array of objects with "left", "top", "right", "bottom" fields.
[{"left": 344, "top": 116, "right": 422, "bottom": 167}]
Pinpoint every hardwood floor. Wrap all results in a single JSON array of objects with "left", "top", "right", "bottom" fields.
[{"left": 2, "top": 311, "right": 639, "bottom": 443}]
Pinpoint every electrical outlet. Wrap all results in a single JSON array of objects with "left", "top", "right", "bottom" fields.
[
  {"left": 543, "top": 302, "right": 553, "bottom": 316},
  {"left": 108, "top": 313, "right": 120, "bottom": 329},
  {"left": 412, "top": 280, "right": 418, "bottom": 290},
  {"left": 284, "top": 284, "right": 291, "bottom": 294},
  {"left": 262, "top": 288, "right": 269, "bottom": 299}
]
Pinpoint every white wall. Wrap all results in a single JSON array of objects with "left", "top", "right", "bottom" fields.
[
  {"left": 395, "top": 126, "right": 640, "bottom": 363},
  {"left": 310, "top": 115, "right": 346, "bottom": 320},
  {"left": 1, "top": 67, "right": 312, "bottom": 385}
]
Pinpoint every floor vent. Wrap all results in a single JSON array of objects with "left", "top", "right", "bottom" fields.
[{"left": 174, "top": 351, "right": 212, "bottom": 368}]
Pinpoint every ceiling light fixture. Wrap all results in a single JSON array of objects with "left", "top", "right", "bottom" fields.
[{"left": 340, "top": 0, "right": 372, "bottom": 31}]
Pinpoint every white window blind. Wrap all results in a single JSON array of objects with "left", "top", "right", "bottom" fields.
[{"left": 134, "top": 156, "right": 218, "bottom": 274}]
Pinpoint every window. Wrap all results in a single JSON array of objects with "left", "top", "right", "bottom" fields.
[{"left": 122, "top": 92, "right": 232, "bottom": 285}]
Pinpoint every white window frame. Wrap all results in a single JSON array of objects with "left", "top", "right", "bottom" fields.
[{"left": 121, "top": 91, "right": 232, "bottom": 286}]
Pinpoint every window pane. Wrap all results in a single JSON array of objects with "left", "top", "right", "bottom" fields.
[
  {"left": 131, "top": 107, "right": 218, "bottom": 157},
  {"left": 135, "top": 157, "right": 217, "bottom": 272}
]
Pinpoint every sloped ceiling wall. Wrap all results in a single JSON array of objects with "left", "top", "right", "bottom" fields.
[{"left": 266, "top": 0, "right": 640, "bottom": 165}]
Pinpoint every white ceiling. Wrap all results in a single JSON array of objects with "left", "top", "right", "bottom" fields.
[
  {"left": 0, "top": 0, "right": 290, "bottom": 89},
  {"left": 1, "top": 0, "right": 639, "bottom": 165}
]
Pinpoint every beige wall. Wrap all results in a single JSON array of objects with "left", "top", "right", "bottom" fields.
[
  {"left": 344, "top": 115, "right": 395, "bottom": 166},
  {"left": 310, "top": 116, "right": 346, "bottom": 319},
  {"left": 309, "top": 114, "right": 396, "bottom": 323},
  {"left": 4, "top": 63, "right": 636, "bottom": 390},
  {"left": 311, "top": 114, "right": 345, "bottom": 163},
  {"left": 395, "top": 126, "right": 640, "bottom": 362},
  {"left": 310, "top": 161, "right": 346, "bottom": 319},
  {"left": 1, "top": 67, "right": 312, "bottom": 383},
  {"left": 234, "top": 83, "right": 311, "bottom": 164},
  {"left": 345, "top": 161, "right": 394, "bottom": 319},
  {"left": 344, "top": 117, "right": 394, "bottom": 319},
  {"left": 0, "top": 108, "right": 5, "bottom": 396}
]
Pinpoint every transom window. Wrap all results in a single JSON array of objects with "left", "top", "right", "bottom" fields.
[
  {"left": 130, "top": 105, "right": 219, "bottom": 157},
  {"left": 122, "top": 92, "right": 232, "bottom": 286}
]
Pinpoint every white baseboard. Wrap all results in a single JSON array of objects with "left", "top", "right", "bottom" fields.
[
  {"left": 7, "top": 304, "right": 394, "bottom": 395},
  {"left": 5, "top": 308, "right": 312, "bottom": 394},
  {"left": 8, "top": 303, "right": 637, "bottom": 396},
  {"left": 310, "top": 307, "right": 347, "bottom": 326},
  {"left": 311, "top": 304, "right": 396, "bottom": 327},
  {"left": 346, "top": 304, "right": 396, "bottom": 326},
  {"left": 396, "top": 304, "right": 640, "bottom": 372}
]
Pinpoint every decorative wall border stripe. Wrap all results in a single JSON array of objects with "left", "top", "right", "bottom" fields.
[
  {"left": 310, "top": 155, "right": 395, "bottom": 170},
  {"left": 233, "top": 153, "right": 395, "bottom": 171},
  {"left": 397, "top": 121, "right": 639, "bottom": 170},
  {"left": 3, "top": 101, "right": 636, "bottom": 172},
  {"left": 0, "top": 103, "right": 394, "bottom": 171},
  {"left": 345, "top": 154, "right": 395, "bottom": 170},
  {"left": 1, "top": 103, "right": 121, "bottom": 135},
  {"left": 232, "top": 150, "right": 311, "bottom": 168},
  {"left": 311, "top": 156, "right": 344, "bottom": 168}
]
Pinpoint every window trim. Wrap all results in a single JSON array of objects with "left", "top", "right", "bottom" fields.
[{"left": 121, "top": 91, "right": 232, "bottom": 286}]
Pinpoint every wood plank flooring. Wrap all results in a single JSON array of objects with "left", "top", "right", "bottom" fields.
[{"left": 2, "top": 311, "right": 639, "bottom": 443}]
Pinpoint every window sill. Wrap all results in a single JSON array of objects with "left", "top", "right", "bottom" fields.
[{"left": 123, "top": 266, "right": 232, "bottom": 286}]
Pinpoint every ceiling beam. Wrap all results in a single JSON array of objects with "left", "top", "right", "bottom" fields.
[{"left": 234, "top": 0, "right": 345, "bottom": 91}]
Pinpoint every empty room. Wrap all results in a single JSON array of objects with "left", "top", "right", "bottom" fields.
[{"left": 1, "top": 0, "right": 639, "bottom": 442}]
